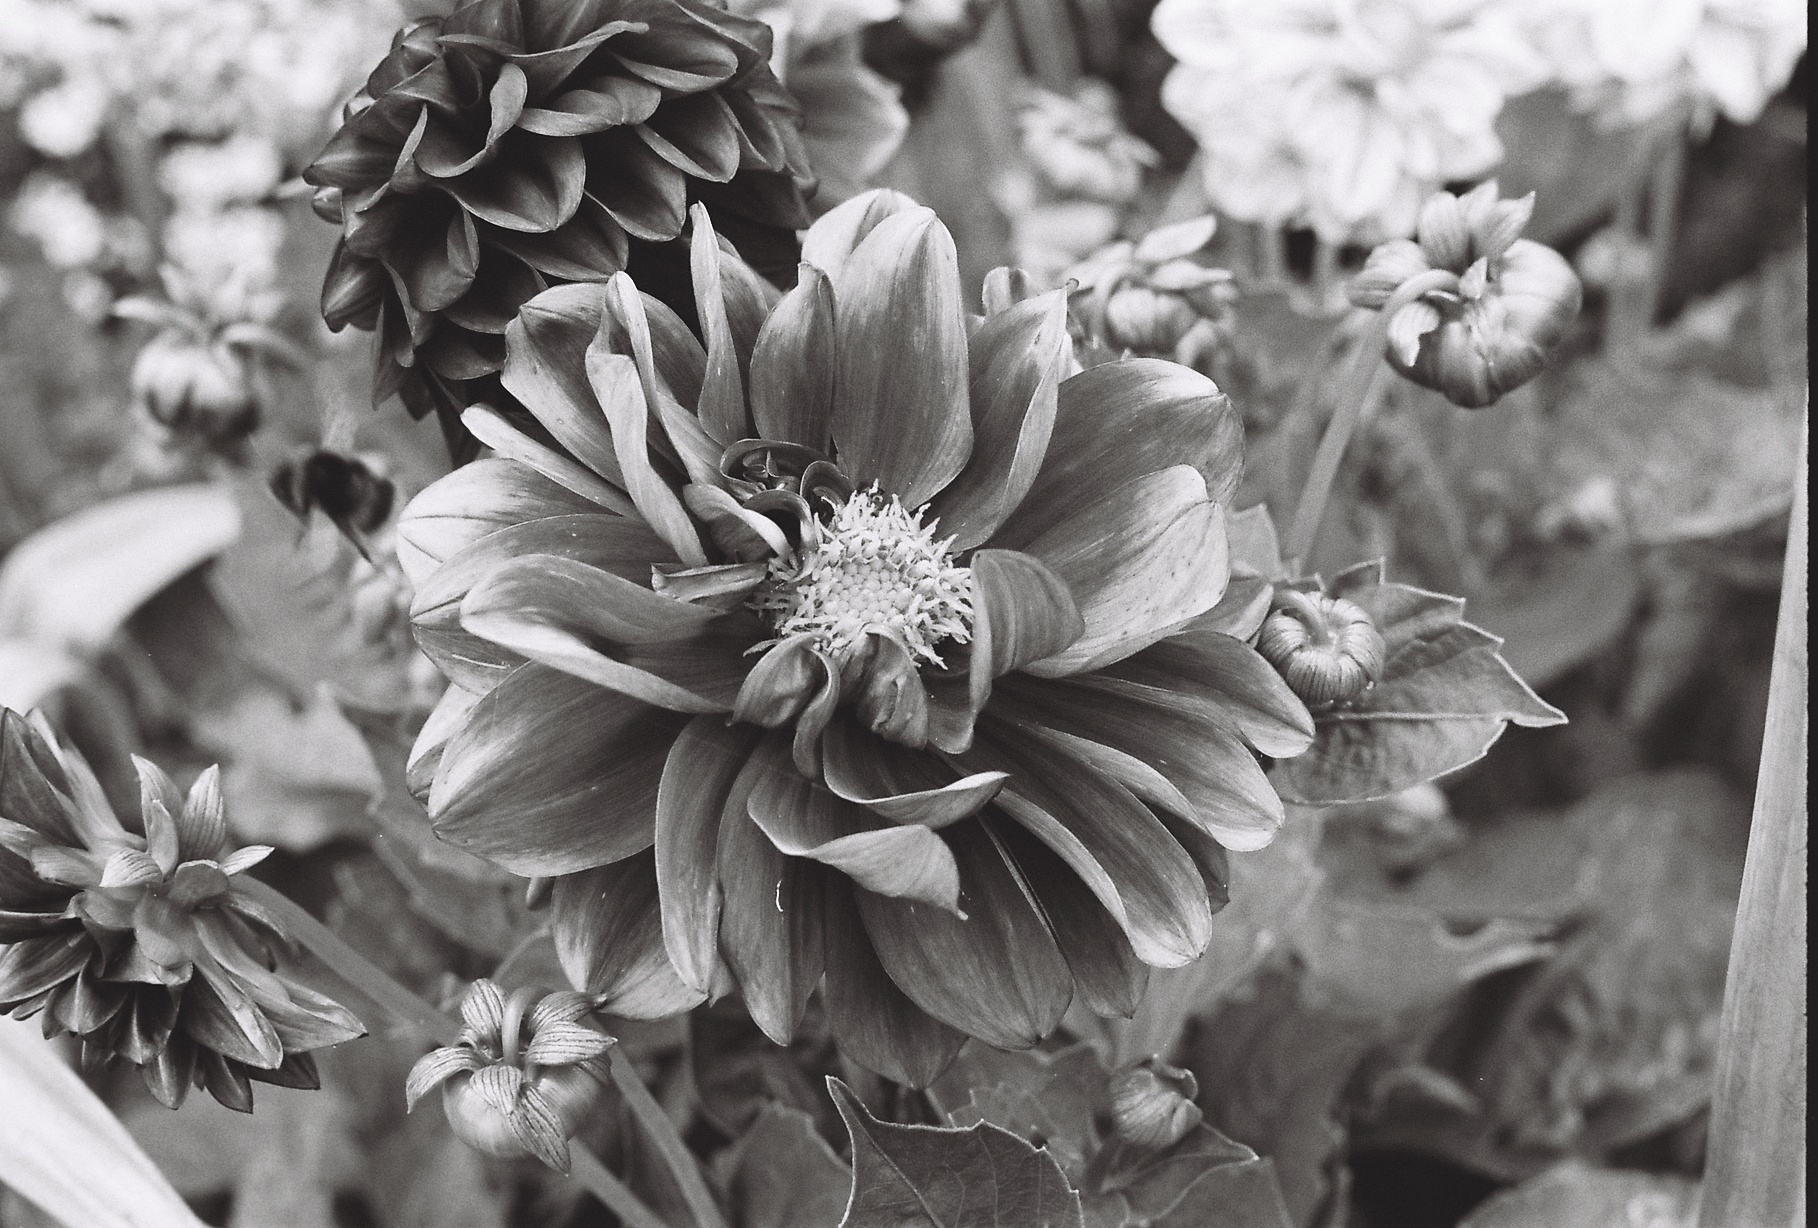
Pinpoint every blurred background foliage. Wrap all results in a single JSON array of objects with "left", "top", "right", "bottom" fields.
[{"left": 0, "top": 0, "right": 1805, "bottom": 1226}]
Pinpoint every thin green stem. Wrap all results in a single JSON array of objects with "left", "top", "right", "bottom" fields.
[
  {"left": 240, "top": 877, "right": 691, "bottom": 1228},
  {"left": 1285, "top": 269, "right": 1456, "bottom": 570},
  {"left": 608, "top": 1047, "right": 729, "bottom": 1228},
  {"left": 1642, "top": 121, "right": 1687, "bottom": 324}
]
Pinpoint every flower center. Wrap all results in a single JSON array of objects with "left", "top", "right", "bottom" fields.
[{"left": 753, "top": 486, "right": 973, "bottom": 668}]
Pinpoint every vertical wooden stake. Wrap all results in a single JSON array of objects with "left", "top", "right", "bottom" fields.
[{"left": 1699, "top": 410, "right": 1807, "bottom": 1228}]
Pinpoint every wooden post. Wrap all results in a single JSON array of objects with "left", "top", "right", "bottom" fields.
[{"left": 1698, "top": 410, "right": 1807, "bottom": 1228}]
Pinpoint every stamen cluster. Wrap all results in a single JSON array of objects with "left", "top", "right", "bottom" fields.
[{"left": 754, "top": 486, "right": 974, "bottom": 667}]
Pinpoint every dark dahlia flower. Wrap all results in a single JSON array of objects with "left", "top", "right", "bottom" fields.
[
  {"left": 306, "top": 0, "right": 814, "bottom": 448},
  {"left": 397, "top": 190, "right": 1314, "bottom": 1086},
  {"left": 0, "top": 711, "right": 364, "bottom": 1111}
]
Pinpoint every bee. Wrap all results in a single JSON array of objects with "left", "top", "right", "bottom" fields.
[{"left": 269, "top": 449, "right": 396, "bottom": 557}]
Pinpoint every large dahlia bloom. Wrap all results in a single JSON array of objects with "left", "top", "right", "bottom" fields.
[
  {"left": 1153, "top": 0, "right": 1546, "bottom": 243},
  {"left": 397, "top": 190, "right": 1313, "bottom": 1086},
  {"left": 305, "top": 0, "right": 814, "bottom": 442}
]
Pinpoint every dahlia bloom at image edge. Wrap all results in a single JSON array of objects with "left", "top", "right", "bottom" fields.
[
  {"left": 396, "top": 189, "right": 1316, "bottom": 1086},
  {"left": 1152, "top": 0, "right": 1547, "bottom": 243},
  {"left": 304, "top": 0, "right": 814, "bottom": 440}
]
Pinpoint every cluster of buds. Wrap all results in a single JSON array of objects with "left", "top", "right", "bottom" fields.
[
  {"left": 1257, "top": 589, "right": 1387, "bottom": 708},
  {"left": 406, "top": 980, "right": 615, "bottom": 1173},
  {"left": 1066, "top": 216, "right": 1237, "bottom": 371},
  {"left": 114, "top": 264, "right": 308, "bottom": 458},
  {"left": 1350, "top": 182, "right": 1582, "bottom": 409},
  {"left": 0, "top": 710, "right": 364, "bottom": 1110}
]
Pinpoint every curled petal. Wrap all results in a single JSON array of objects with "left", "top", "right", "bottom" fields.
[
  {"left": 821, "top": 719, "right": 1006, "bottom": 828},
  {"left": 406, "top": 1045, "right": 485, "bottom": 1110},
  {"left": 585, "top": 325, "right": 707, "bottom": 565}
]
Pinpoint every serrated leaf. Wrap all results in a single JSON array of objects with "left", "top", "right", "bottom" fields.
[
  {"left": 1272, "top": 563, "right": 1565, "bottom": 805},
  {"left": 830, "top": 1077, "right": 1085, "bottom": 1228}
]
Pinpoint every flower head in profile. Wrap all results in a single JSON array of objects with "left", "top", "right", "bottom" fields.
[
  {"left": 407, "top": 979, "right": 615, "bottom": 1172},
  {"left": 1154, "top": 0, "right": 1545, "bottom": 242},
  {"left": 1350, "top": 181, "right": 1582, "bottom": 408},
  {"left": 397, "top": 189, "right": 1313, "bottom": 1086},
  {"left": 304, "top": 0, "right": 815, "bottom": 445},
  {"left": 0, "top": 711, "right": 365, "bottom": 1111}
]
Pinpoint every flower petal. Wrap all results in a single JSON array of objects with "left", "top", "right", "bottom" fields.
[
  {"left": 502, "top": 284, "right": 623, "bottom": 476},
  {"left": 716, "top": 760, "right": 824, "bottom": 1043},
  {"left": 179, "top": 971, "right": 284, "bottom": 1070},
  {"left": 743, "top": 735, "right": 961, "bottom": 913},
  {"left": 686, "top": 205, "right": 752, "bottom": 443},
  {"left": 655, "top": 717, "right": 759, "bottom": 994},
  {"left": 748, "top": 264, "right": 837, "bottom": 450},
  {"left": 962, "top": 718, "right": 1211, "bottom": 969},
  {"left": 585, "top": 318, "right": 708, "bottom": 566},
  {"left": 830, "top": 208, "right": 972, "bottom": 508},
  {"left": 821, "top": 877, "right": 966, "bottom": 1088},
  {"left": 397, "top": 458, "right": 606, "bottom": 590},
  {"left": 821, "top": 719, "right": 1006, "bottom": 829},
  {"left": 800, "top": 188, "right": 923, "bottom": 282},
  {"left": 602, "top": 278, "right": 718, "bottom": 485},
  {"left": 990, "top": 815, "right": 1146, "bottom": 1018},
  {"left": 993, "top": 359, "right": 1243, "bottom": 549},
  {"left": 462, "top": 405, "right": 633, "bottom": 513},
  {"left": 522, "top": 1020, "right": 613, "bottom": 1065},
  {"left": 440, "top": 132, "right": 586, "bottom": 234},
  {"left": 178, "top": 766, "right": 227, "bottom": 863},
  {"left": 1097, "top": 628, "right": 1315, "bottom": 758},
  {"left": 553, "top": 852, "right": 706, "bottom": 1018},
  {"left": 856, "top": 819, "right": 1072, "bottom": 1049},
  {"left": 1022, "top": 467, "right": 1229, "bottom": 677},
  {"left": 462, "top": 553, "right": 723, "bottom": 645},
  {"left": 929, "top": 288, "right": 1070, "bottom": 550},
  {"left": 511, "top": 1084, "right": 575, "bottom": 1172},
  {"left": 969, "top": 549, "right": 1085, "bottom": 698},
  {"left": 431, "top": 664, "right": 686, "bottom": 876},
  {"left": 460, "top": 979, "right": 507, "bottom": 1045}
]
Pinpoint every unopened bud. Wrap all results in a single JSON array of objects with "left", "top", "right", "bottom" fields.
[
  {"left": 1110, "top": 1059, "right": 1202, "bottom": 1149},
  {"left": 132, "top": 335, "right": 258, "bottom": 447},
  {"left": 1257, "top": 589, "right": 1386, "bottom": 707}
]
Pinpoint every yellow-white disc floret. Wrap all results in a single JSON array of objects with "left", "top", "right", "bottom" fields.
[{"left": 754, "top": 485, "right": 973, "bottom": 666}]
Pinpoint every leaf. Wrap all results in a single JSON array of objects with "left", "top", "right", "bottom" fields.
[
  {"left": 829, "top": 1076, "right": 1085, "bottom": 1228},
  {"left": 1, "top": 1018, "right": 209, "bottom": 1228},
  {"left": 1083, "top": 1125, "right": 1296, "bottom": 1228},
  {"left": 1457, "top": 1162, "right": 1698, "bottom": 1228},
  {"left": 1271, "top": 563, "right": 1566, "bottom": 805},
  {"left": 0, "top": 484, "right": 240, "bottom": 657},
  {"left": 723, "top": 1104, "right": 853, "bottom": 1228},
  {"left": 927, "top": 1044, "right": 1111, "bottom": 1183},
  {"left": 1464, "top": 544, "right": 1643, "bottom": 693}
]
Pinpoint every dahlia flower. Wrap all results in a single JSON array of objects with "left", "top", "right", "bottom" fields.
[
  {"left": 407, "top": 979, "right": 615, "bottom": 1172},
  {"left": 1522, "top": 0, "right": 1806, "bottom": 131},
  {"left": 0, "top": 710, "right": 364, "bottom": 1110},
  {"left": 1153, "top": 0, "right": 1546, "bottom": 243},
  {"left": 397, "top": 189, "right": 1314, "bottom": 1086},
  {"left": 1066, "top": 216, "right": 1236, "bottom": 373},
  {"left": 305, "top": 0, "right": 814, "bottom": 442}
]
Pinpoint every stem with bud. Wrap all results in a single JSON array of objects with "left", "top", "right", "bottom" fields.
[
  {"left": 236, "top": 878, "right": 708, "bottom": 1228},
  {"left": 1285, "top": 268, "right": 1458, "bottom": 571}
]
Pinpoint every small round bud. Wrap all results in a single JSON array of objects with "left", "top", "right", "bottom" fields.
[
  {"left": 441, "top": 1063, "right": 602, "bottom": 1160},
  {"left": 1104, "top": 285, "right": 1200, "bottom": 352},
  {"left": 1110, "top": 1059, "right": 1202, "bottom": 1149},
  {"left": 1257, "top": 590, "right": 1386, "bottom": 707}
]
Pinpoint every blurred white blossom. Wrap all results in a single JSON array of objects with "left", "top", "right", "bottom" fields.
[
  {"left": 1521, "top": 0, "right": 1806, "bottom": 131},
  {"left": 1019, "top": 80, "right": 1160, "bottom": 205},
  {"left": 158, "top": 136, "right": 285, "bottom": 214},
  {"left": 16, "top": 73, "right": 109, "bottom": 157},
  {"left": 9, "top": 173, "right": 107, "bottom": 268},
  {"left": 1154, "top": 0, "right": 1546, "bottom": 243}
]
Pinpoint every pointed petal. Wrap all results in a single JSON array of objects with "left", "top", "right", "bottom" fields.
[
  {"left": 523, "top": 1020, "right": 613, "bottom": 1065},
  {"left": 178, "top": 971, "right": 284, "bottom": 1070},
  {"left": 460, "top": 979, "right": 507, "bottom": 1045},
  {"left": 820, "top": 878, "right": 964, "bottom": 1087},
  {"left": 406, "top": 1045, "right": 486, "bottom": 1110},
  {"left": 687, "top": 205, "right": 751, "bottom": 444},
  {"left": 178, "top": 766, "right": 227, "bottom": 862},
  {"left": 462, "top": 553, "right": 723, "bottom": 645},
  {"left": 0, "top": 931, "right": 90, "bottom": 1002},
  {"left": 440, "top": 132, "right": 586, "bottom": 234},
  {"left": 1098, "top": 628, "right": 1315, "bottom": 758},
  {"left": 585, "top": 321, "right": 708, "bottom": 566},
  {"left": 431, "top": 664, "right": 687, "bottom": 876},
  {"left": 857, "top": 820, "right": 1072, "bottom": 1049},
  {"left": 715, "top": 770, "right": 825, "bottom": 1045},
  {"left": 800, "top": 188, "right": 922, "bottom": 281},
  {"left": 510, "top": 1083, "right": 575, "bottom": 1171},
  {"left": 749, "top": 263, "right": 837, "bottom": 450},
  {"left": 831, "top": 208, "right": 972, "bottom": 508},
  {"left": 462, "top": 406, "right": 633, "bottom": 515},
  {"left": 930, "top": 288, "right": 1070, "bottom": 549},
  {"left": 655, "top": 717, "right": 759, "bottom": 993},
  {"left": 553, "top": 852, "right": 707, "bottom": 1019},
  {"left": 397, "top": 457, "right": 607, "bottom": 590},
  {"left": 1022, "top": 467, "right": 1230, "bottom": 677}
]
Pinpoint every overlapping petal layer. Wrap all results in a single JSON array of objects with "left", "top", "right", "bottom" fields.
[{"left": 400, "top": 189, "right": 1313, "bottom": 1083}]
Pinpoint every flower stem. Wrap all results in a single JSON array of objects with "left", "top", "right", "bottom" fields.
[
  {"left": 1643, "top": 120, "right": 1687, "bottom": 324},
  {"left": 1284, "top": 269, "right": 1455, "bottom": 571},
  {"left": 608, "top": 1047, "right": 730, "bottom": 1228},
  {"left": 237, "top": 878, "right": 693, "bottom": 1228}
]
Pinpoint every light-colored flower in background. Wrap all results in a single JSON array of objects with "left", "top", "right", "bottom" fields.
[
  {"left": 8, "top": 174, "right": 107, "bottom": 270},
  {"left": 1521, "top": 0, "right": 1806, "bottom": 133},
  {"left": 1154, "top": 0, "right": 1546, "bottom": 244},
  {"left": 729, "top": 0, "right": 911, "bottom": 207}
]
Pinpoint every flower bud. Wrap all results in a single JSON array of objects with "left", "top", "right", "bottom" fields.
[
  {"left": 1110, "top": 1059, "right": 1202, "bottom": 1149},
  {"left": 1257, "top": 590, "right": 1386, "bottom": 707},
  {"left": 131, "top": 335, "right": 259, "bottom": 447},
  {"left": 1349, "top": 182, "right": 1581, "bottom": 409},
  {"left": 1104, "top": 285, "right": 1201, "bottom": 353},
  {"left": 407, "top": 981, "right": 616, "bottom": 1173}
]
